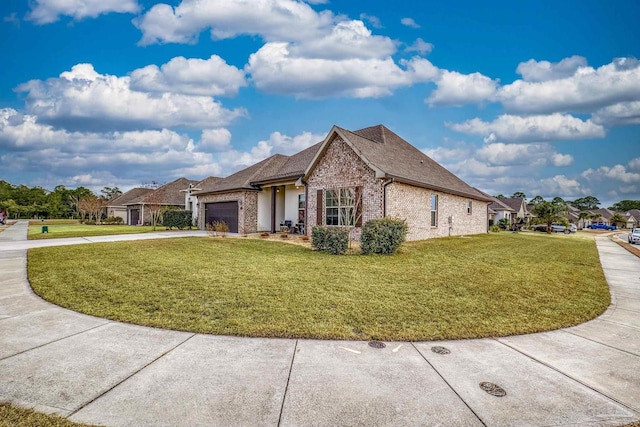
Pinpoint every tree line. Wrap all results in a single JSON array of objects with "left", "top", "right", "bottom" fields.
[{"left": 0, "top": 181, "right": 122, "bottom": 219}]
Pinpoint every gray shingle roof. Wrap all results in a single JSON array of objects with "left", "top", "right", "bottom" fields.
[
  {"left": 335, "top": 125, "right": 492, "bottom": 202},
  {"left": 499, "top": 197, "right": 527, "bottom": 213},
  {"left": 107, "top": 187, "right": 153, "bottom": 207},
  {"left": 126, "top": 177, "right": 197, "bottom": 206},
  {"left": 196, "top": 155, "right": 289, "bottom": 194}
]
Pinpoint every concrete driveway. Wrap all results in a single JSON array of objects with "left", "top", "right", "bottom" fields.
[{"left": 1, "top": 220, "right": 639, "bottom": 426}]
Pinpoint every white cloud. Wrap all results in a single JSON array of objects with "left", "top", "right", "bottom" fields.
[
  {"left": 427, "top": 70, "right": 498, "bottom": 106},
  {"left": 359, "top": 13, "right": 382, "bottom": 29},
  {"left": 535, "top": 175, "right": 586, "bottom": 198},
  {"left": 498, "top": 57, "right": 640, "bottom": 114},
  {"left": 260, "top": 130, "right": 324, "bottom": 154},
  {"left": 15, "top": 64, "right": 246, "bottom": 131},
  {"left": 405, "top": 38, "right": 433, "bottom": 55},
  {"left": 400, "top": 17, "right": 420, "bottom": 28},
  {"left": 134, "top": 0, "right": 334, "bottom": 45},
  {"left": 516, "top": 55, "right": 588, "bottom": 82},
  {"left": 629, "top": 157, "right": 640, "bottom": 171},
  {"left": 288, "top": 20, "right": 396, "bottom": 60},
  {"left": 582, "top": 164, "right": 640, "bottom": 184},
  {"left": 27, "top": 0, "right": 139, "bottom": 24},
  {"left": 246, "top": 43, "right": 429, "bottom": 98},
  {"left": 130, "top": 55, "right": 247, "bottom": 97},
  {"left": 592, "top": 101, "right": 640, "bottom": 126},
  {"left": 199, "top": 128, "right": 233, "bottom": 151},
  {"left": 448, "top": 113, "right": 605, "bottom": 143},
  {"left": 551, "top": 153, "right": 573, "bottom": 167}
]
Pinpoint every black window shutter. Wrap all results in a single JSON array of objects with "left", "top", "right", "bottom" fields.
[
  {"left": 316, "top": 189, "right": 323, "bottom": 225},
  {"left": 355, "top": 186, "right": 363, "bottom": 227}
]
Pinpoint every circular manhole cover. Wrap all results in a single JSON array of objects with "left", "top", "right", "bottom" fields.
[
  {"left": 479, "top": 382, "right": 507, "bottom": 397},
  {"left": 368, "top": 341, "right": 386, "bottom": 349},
  {"left": 431, "top": 346, "right": 451, "bottom": 355}
]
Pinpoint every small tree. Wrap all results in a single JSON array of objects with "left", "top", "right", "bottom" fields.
[
  {"left": 610, "top": 212, "right": 626, "bottom": 228},
  {"left": 144, "top": 191, "right": 164, "bottom": 231},
  {"left": 578, "top": 211, "right": 590, "bottom": 229},
  {"left": 532, "top": 201, "right": 568, "bottom": 233},
  {"left": 338, "top": 187, "right": 363, "bottom": 248}
]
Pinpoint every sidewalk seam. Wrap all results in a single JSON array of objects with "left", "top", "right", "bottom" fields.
[
  {"left": 564, "top": 329, "right": 640, "bottom": 358},
  {"left": 66, "top": 332, "right": 197, "bottom": 418},
  {"left": 496, "top": 338, "right": 640, "bottom": 414},
  {"left": 410, "top": 342, "right": 487, "bottom": 427},
  {"left": 0, "top": 321, "right": 111, "bottom": 362},
  {"left": 277, "top": 339, "right": 298, "bottom": 427}
]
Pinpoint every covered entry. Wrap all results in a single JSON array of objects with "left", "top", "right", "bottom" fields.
[
  {"left": 129, "top": 209, "right": 140, "bottom": 225},
  {"left": 204, "top": 201, "right": 239, "bottom": 233}
]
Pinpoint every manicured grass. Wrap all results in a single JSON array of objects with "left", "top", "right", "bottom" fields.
[
  {"left": 28, "top": 224, "right": 161, "bottom": 240},
  {"left": 0, "top": 403, "right": 98, "bottom": 427},
  {"left": 27, "top": 233, "right": 610, "bottom": 341}
]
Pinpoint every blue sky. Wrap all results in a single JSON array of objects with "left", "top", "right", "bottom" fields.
[{"left": 1, "top": 0, "right": 639, "bottom": 207}]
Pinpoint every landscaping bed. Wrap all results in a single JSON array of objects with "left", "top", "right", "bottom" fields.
[{"left": 27, "top": 233, "right": 610, "bottom": 341}]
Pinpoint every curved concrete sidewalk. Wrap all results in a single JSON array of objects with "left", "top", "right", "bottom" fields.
[{"left": 1, "top": 221, "right": 639, "bottom": 426}]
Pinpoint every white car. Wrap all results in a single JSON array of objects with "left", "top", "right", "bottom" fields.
[{"left": 629, "top": 228, "right": 640, "bottom": 244}]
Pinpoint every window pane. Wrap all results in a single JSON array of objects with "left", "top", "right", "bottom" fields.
[
  {"left": 340, "top": 207, "right": 355, "bottom": 226},
  {"left": 326, "top": 190, "right": 338, "bottom": 207},
  {"left": 431, "top": 211, "right": 437, "bottom": 227},
  {"left": 340, "top": 188, "right": 354, "bottom": 206},
  {"left": 326, "top": 208, "right": 339, "bottom": 225},
  {"left": 431, "top": 194, "right": 438, "bottom": 210},
  {"left": 298, "top": 194, "right": 305, "bottom": 208}
]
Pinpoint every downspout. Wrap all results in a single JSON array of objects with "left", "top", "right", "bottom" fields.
[
  {"left": 382, "top": 177, "right": 394, "bottom": 217},
  {"left": 302, "top": 179, "right": 308, "bottom": 235}
]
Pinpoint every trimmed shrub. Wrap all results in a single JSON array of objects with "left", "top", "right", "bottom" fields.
[
  {"left": 311, "top": 226, "right": 348, "bottom": 255},
  {"left": 163, "top": 210, "right": 193, "bottom": 230},
  {"left": 311, "top": 226, "right": 328, "bottom": 251},
  {"left": 103, "top": 216, "right": 124, "bottom": 225},
  {"left": 490, "top": 224, "right": 501, "bottom": 233},
  {"left": 361, "top": 218, "right": 408, "bottom": 255}
]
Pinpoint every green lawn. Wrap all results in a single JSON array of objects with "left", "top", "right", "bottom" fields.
[
  {"left": 28, "top": 223, "right": 161, "bottom": 240},
  {"left": 0, "top": 403, "right": 98, "bottom": 427},
  {"left": 27, "top": 233, "right": 610, "bottom": 341}
]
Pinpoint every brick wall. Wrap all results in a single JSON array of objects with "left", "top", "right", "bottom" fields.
[
  {"left": 386, "top": 182, "right": 488, "bottom": 240},
  {"left": 196, "top": 191, "right": 258, "bottom": 234},
  {"left": 306, "top": 135, "right": 384, "bottom": 240}
]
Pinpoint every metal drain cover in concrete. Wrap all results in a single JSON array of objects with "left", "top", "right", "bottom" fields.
[
  {"left": 431, "top": 346, "right": 451, "bottom": 355},
  {"left": 480, "top": 382, "right": 507, "bottom": 397},
  {"left": 368, "top": 341, "right": 386, "bottom": 349}
]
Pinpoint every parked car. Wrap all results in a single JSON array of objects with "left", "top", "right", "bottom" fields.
[
  {"left": 629, "top": 228, "right": 640, "bottom": 244},
  {"left": 531, "top": 223, "right": 576, "bottom": 233},
  {"left": 587, "top": 223, "right": 617, "bottom": 230}
]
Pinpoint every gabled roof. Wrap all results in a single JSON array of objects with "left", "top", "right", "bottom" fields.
[
  {"left": 499, "top": 197, "right": 528, "bottom": 213},
  {"left": 252, "top": 142, "right": 323, "bottom": 184},
  {"left": 107, "top": 187, "right": 153, "bottom": 207},
  {"left": 126, "top": 177, "right": 197, "bottom": 206},
  {"left": 476, "top": 189, "right": 515, "bottom": 212},
  {"left": 304, "top": 125, "right": 492, "bottom": 202},
  {"left": 624, "top": 209, "right": 640, "bottom": 221},
  {"left": 191, "top": 176, "right": 222, "bottom": 190},
  {"left": 588, "top": 208, "right": 614, "bottom": 219},
  {"left": 196, "top": 155, "right": 289, "bottom": 194}
]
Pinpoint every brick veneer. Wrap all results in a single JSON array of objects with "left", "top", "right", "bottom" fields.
[
  {"left": 307, "top": 135, "right": 384, "bottom": 240},
  {"left": 386, "top": 182, "right": 488, "bottom": 240},
  {"left": 197, "top": 191, "right": 258, "bottom": 234}
]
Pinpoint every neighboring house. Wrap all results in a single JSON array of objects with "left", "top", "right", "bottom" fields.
[
  {"left": 483, "top": 192, "right": 516, "bottom": 227},
  {"left": 182, "top": 176, "right": 222, "bottom": 225},
  {"left": 125, "top": 177, "right": 197, "bottom": 225},
  {"left": 194, "top": 124, "right": 492, "bottom": 240},
  {"left": 499, "top": 197, "right": 530, "bottom": 226},
  {"left": 588, "top": 208, "right": 615, "bottom": 225},
  {"left": 624, "top": 209, "right": 640, "bottom": 229},
  {"left": 104, "top": 187, "right": 153, "bottom": 223}
]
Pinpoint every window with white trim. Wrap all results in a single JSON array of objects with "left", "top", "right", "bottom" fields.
[
  {"left": 325, "top": 188, "right": 356, "bottom": 226},
  {"left": 430, "top": 194, "right": 438, "bottom": 227}
]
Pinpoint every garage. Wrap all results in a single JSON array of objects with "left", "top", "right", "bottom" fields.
[{"left": 204, "top": 201, "right": 239, "bottom": 233}]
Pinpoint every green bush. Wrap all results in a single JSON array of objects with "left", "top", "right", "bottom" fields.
[
  {"left": 311, "top": 226, "right": 327, "bottom": 251},
  {"left": 103, "top": 216, "right": 124, "bottom": 225},
  {"left": 163, "top": 210, "right": 193, "bottom": 229},
  {"left": 311, "top": 226, "right": 348, "bottom": 254},
  {"left": 361, "top": 218, "right": 408, "bottom": 255},
  {"left": 490, "top": 224, "right": 501, "bottom": 233}
]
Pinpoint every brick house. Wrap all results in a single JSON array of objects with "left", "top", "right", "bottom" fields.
[
  {"left": 125, "top": 177, "right": 197, "bottom": 225},
  {"left": 104, "top": 187, "right": 153, "bottom": 223},
  {"left": 194, "top": 124, "right": 491, "bottom": 240}
]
